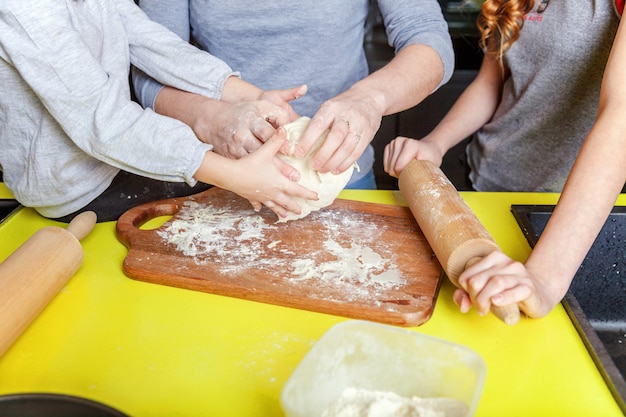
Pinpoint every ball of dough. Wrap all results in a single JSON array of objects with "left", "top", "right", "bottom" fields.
[{"left": 277, "top": 117, "right": 355, "bottom": 222}]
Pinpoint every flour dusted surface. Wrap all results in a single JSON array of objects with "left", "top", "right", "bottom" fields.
[{"left": 157, "top": 198, "right": 414, "bottom": 307}]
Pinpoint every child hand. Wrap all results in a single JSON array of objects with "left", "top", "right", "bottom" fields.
[
  {"left": 383, "top": 136, "right": 444, "bottom": 178},
  {"left": 453, "top": 251, "right": 559, "bottom": 319},
  {"left": 230, "top": 132, "right": 318, "bottom": 219}
]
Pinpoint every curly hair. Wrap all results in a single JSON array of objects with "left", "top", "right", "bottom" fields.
[{"left": 477, "top": 0, "right": 535, "bottom": 63}]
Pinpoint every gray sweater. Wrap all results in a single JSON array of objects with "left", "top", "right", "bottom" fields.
[
  {"left": 132, "top": 0, "right": 454, "bottom": 185},
  {"left": 467, "top": 0, "right": 620, "bottom": 192},
  {"left": 0, "top": 0, "right": 236, "bottom": 218}
]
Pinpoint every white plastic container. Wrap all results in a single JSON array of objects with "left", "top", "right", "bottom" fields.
[{"left": 281, "top": 320, "right": 486, "bottom": 417}]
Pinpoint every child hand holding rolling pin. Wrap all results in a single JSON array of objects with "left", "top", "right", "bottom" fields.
[
  {"left": 0, "top": 0, "right": 316, "bottom": 223},
  {"left": 421, "top": 7, "right": 626, "bottom": 319}
]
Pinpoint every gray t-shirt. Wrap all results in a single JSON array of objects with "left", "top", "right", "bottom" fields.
[
  {"left": 467, "top": 0, "right": 620, "bottom": 192},
  {"left": 0, "top": 0, "right": 236, "bottom": 217},
  {"left": 133, "top": 0, "right": 454, "bottom": 186}
]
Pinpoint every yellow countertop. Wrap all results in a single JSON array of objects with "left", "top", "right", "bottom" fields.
[{"left": 0, "top": 188, "right": 624, "bottom": 417}]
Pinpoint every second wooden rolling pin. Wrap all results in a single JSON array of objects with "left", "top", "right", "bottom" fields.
[
  {"left": 399, "top": 160, "right": 520, "bottom": 325},
  {"left": 0, "top": 211, "right": 97, "bottom": 357}
]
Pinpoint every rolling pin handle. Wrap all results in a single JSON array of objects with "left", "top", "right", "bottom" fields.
[
  {"left": 66, "top": 211, "right": 97, "bottom": 241},
  {"left": 465, "top": 256, "right": 521, "bottom": 326},
  {"left": 0, "top": 210, "right": 97, "bottom": 358}
]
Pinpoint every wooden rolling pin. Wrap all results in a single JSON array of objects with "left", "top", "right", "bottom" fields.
[
  {"left": 398, "top": 160, "right": 520, "bottom": 325},
  {"left": 0, "top": 211, "right": 97, "bottom": 356}
]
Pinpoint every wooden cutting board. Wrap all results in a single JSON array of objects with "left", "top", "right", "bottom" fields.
[{"left": 116, "top": 188, "right": 442, "bottom": 326}]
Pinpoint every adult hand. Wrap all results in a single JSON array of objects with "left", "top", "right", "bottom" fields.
[
  {"left": 214, "top": 85, "right": 308, "bottom": 158},
  {"left": 292, "top": 88, "right": 382, "bottom": 174},
  {"left": 452, "top": 251, "right": 561, "bottom": 320},
  {"left": 383, "top": 136, "right": 445, "bottom": 178},
  {"left": 186, "top": 84, "right": 307, "bottom": 160},
  {"left": 195, "top": 99, "right": 292, "bottom": 159},
  {"left": 259, "top": 84, "right": 307, "bottom": 122}
]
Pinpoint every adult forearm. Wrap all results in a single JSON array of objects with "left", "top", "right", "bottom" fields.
[
  {"left": 154, "top": 86, "right": 224, "bottom": 138},
  {"left": 220, "top": 76, "right": 264, "bottom": 103},
  {"left": 348, "top": 44, "right": 444, "bottom": 117},
  {"left": 153, "top": 75, "right": 263, "bottom": 120}
]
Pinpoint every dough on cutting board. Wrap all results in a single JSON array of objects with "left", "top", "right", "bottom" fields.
[
  {"left": 277, "top": 116, "right": 355, "bottom": 222},
  {"left": 321, "top": 387, "right": 469, "bottom": 417}
]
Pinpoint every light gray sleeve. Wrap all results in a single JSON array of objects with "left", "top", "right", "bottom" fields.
[
  {"left": 1, "top": 0, "right": 212, "bottom": 185},
  {"left": 113, "top": 0, "right": 237, "bottom": 108},
  {"left": 378, "top": 0, "right": 455, "bottom": 89},
  {"left": 131, "top": 0, "right": 192, "bottom": 109}
]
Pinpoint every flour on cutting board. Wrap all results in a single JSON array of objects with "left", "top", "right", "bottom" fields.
[{"left": 157, "top": 200, "right": 406, "bottom": 303}]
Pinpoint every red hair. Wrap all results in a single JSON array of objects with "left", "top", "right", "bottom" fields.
[{"left": 477, "top": 0, "right": 535, "bottom": 63}]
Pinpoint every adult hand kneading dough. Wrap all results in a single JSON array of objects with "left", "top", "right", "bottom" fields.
[{"left": 278, "top": 117, "right": 356, "bottom": 222}]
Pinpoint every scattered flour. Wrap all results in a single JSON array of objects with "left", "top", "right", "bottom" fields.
[
  {"left": 157, "top": 199, "right": 409, "bottom": 305},
  {"left": 321, "top": 387, "right": 469, "bottom": 417}
]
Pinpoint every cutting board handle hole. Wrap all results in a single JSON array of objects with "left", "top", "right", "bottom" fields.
[
  {"left": 125, "top": 202, "right": 181, "bottom": 231},
  {"left": 139, "top": 215, "right": 173, "bottom": 230}
]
